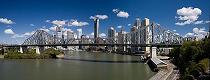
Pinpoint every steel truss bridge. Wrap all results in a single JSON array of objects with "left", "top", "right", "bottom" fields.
[{"left": 5, "top": 23, "right": 183, "bottom": 47}]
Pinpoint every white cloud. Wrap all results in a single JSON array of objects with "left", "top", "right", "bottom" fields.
[
  {"left": 128, "top": 24, "right": 131, "bottom": 26},
  {"left": 51, "top": 20, "right": 66, "bottom": 26},
  {"left": 90, "top": 32, "right": 94, "bottom": 35},
  {"left": 49, "top": 26, "right": 57, "bottom": 31},
  {"left": 30, "top": 24, "right": 35, "bottom": 26},
  {"left": 77, "top": 28, "right": 82, "bottom": 32},
  {"left": 12, "top": 31, "right": 35, "bottom": 38},
  {"left": 205, "top": 21, "right": 210, "bottom": 23},
  {"left": 175, "top": 33, "right": 180, "bottom": 35},
  {"left": 68, "top": 19, "right": 88, "bottom": 27},
  {"left": 113, "top": 9, "right": 129, "bottom": 18},
  {"left": 194, "top": 20, "right": 204, "bottom": 24},
  {"left": 45, "top": 20, "right": 50, "bottom": 23},
  {"left": 185, "top": 32, "right": 195, "bottom": 37},
  {"left": 63, "top": 28, "right": 73, "bottom": 36},
  {"left": 117, "top": 25, "right": 122, "bottom": 28},
  {"left": 117, "top": 11, "right": 129, "bottom": 18},
  {"left": 4, "top": 29, "right": 15, "bottom": 34},
  {"left": 63, "top": 28, "right": 72, "bottom": 32},
  {"left": 90, "top": 15, "right": 108, "bottom": 20},
  {"left": 99, "top": 33, "right": 106, "bottom": 38},
  {"left": 112, "top": 9, "right": 120, "bottom": 13},
  {"left": 193, "top": 20, "right": 210, "bottom": 24},
  {"left": 23, "top": 31, "right": 35, "bottom": 36},
  {"left": 88, "top": 32, "right": 94, "bottom": 38},
  {"left": 40, "top": 28, "right": 50, "bottom": 32},
  {"left": 0, "top": 18, "right": 15, "bottom": 24},
  {"left": 185, "top": 27, "right": 208, "bottom": 39},
  {"left": 173, "top": 30, "right": 177, "bottom": 32},
  {"left": 175, "top": 7, "right": 203, "bottom": 26},
  {"left": 12, "top": 34, "right": 25, "bottom": 38},
  {"left": 175, "top": 21, "right": 191, "bottom": 26}
]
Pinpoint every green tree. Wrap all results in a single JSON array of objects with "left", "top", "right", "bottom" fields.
[
  {"left": 42, "top": 48, "right": 63, "bottom": 58},
  {"left": 169, "top": 38, "right": 210, "bottom": 79}
]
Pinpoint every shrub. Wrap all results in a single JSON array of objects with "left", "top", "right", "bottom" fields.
[{"left": 42, "top": 48, "right": 63, "bottom": 58}]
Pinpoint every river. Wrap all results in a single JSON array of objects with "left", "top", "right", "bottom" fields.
[{"left": 0, "top": 51, "right": 156, "bottom": 80}]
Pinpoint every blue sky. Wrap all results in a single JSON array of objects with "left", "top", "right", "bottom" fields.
[{"left": 0, "top": 0, "right": 210, "bottom": 44}]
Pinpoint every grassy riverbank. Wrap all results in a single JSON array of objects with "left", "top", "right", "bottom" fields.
[
  {"left": 4, "top": 48, "right": 63, "bottom": 59},
  {"left": 4, "top": 54, "right": 51, "bottom": 59}
]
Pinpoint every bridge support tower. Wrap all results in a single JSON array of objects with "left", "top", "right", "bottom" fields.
[
  {"left": 20, "top": 46, "right": 23, "bottom": 53},
  {"left": 151, "top": 47, "right": 157, "bottom": 58},
  {"left": 36, "top": 46, "right": 44, "bottom": 54}
]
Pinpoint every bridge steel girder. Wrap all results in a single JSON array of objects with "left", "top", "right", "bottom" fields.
[{"left": 4, "top": 21, "right": 184, "bottom": 48}]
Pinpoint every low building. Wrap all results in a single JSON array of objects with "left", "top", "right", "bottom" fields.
[{"left": 148, "top": 57, "right": 168, "bottom": 71}]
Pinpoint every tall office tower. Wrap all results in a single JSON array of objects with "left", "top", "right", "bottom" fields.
[
  {"left": 56, "top": 26, "right": 62, "bottom": 38},
  {"left": 130, "top": 26, "right": 138, "bottom": 52},
  {"left": 108, "top": 27, "right": 116, "bottom": 39},
  {"left": 140, "top": 18, "right": 150, "bottom": 54},
  {"left": 134, "top": 18, "right": 141, "bottom": 29},
  {"left": 77, "top": 29, "right": 82, "bottom": 39},
  {"left": 56, "top": 26, "right": 63, "bottom": 44},
  {"left": 140, "top": 18, "right": 150, "bottom": 44},
  {"left": 134, "top": 18, "right": 141, "bottom": 44},
  {"left": 94, "top": 18, "right": 99, "bottom": 39},
  {"left": 130, "top": 26, "right": 138, "bottom": 44},
  {"left": 117, "top": 30, "right": 127, "bottom": 51},
  {"left": 67, "top": 30, "right": 74, "bottom": 40},
  {"left": 107, "top": 27, "right": 116, "bottom": 52}
]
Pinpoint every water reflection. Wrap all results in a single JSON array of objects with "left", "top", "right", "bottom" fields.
[
  {"left": 0, "top": 51, "right": 156, "bottom": 80},
  {"left": 63, "top": 58, "right": 140, "bottom": 63}
]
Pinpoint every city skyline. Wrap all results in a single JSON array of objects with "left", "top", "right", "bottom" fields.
[{"left": 0, "top": 0, "right": 210, "bottom": 44}]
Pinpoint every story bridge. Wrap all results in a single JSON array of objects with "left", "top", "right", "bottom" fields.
[{"left": 3, "top": 22, "right": 183, "bottom": 55}]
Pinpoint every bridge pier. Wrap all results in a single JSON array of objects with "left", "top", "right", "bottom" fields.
[
  {"left": 35, "top": 46, "right": 40, "bottom": 54},
  {"left": 19, "top": 46, "right": 27, "bottom": 53},
  {"left": 151, "top": 47, "right": 157, "bottom": 58},
  {"left": 35, "top": 46, "right": 44, "bottom": 54},
  {"left": 19, "top": 46, "right": 23, "bottom": 53}
]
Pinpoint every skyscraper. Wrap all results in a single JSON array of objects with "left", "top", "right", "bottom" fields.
[
  {"left": 108, "top": 27, "right": 116, "bottom": 39},
  {"left": 141, "top": 18, "right": 150, "bottom": 54},
  {"left": 94, "top": 18, "right": 99, "bottom": 39},
  {"left": 56, "top": 26, "right": 62, "bottom": 39},
  {"left": 77, "top": 29, "right": 82, "bottom": 39},
  {"left": 140, "top": 18, "right": 150, "bottom": 44},
  {"left": 134, "top": 18, "right": 141, "bottom": 29},
  {"left": 134, "top": 18, "right": 141, "bottom": 44},
  {"left": 67, "top": 30, "right": 74, "bottom": 40},
  {"left": 130, "top": 26, "right": 138, "bottom": 52},
  {"left": 107, "top": 27, "right": 116, "bottom": 52},
  {"left": 56, "top": 26, "right": 64, "bottom": 44},
  {"left": 117, "top": 30, "right": 127, "bottom": 51}
]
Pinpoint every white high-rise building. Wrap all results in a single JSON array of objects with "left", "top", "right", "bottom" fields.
[
  {"left": 56, "top": 26, "right": 63, "bottom": 39},
  {"left": 108, "top": 27, "right": 116, "bottom": 43},
  {"left": 77, "top": 29, "right": 82, "bottom": 39},
  {"left": 140, "top": 18, "right": 150, "bottom": 44},
  {"left": 108, "top": 27, "right": 116, "bottom": 52},
  {"left": 55, "top": 26, "right": 64, "bottom": 44},
  {"left": 67, "top": 30, "right": 74, "bottom": 40},
  {"left": 140, "top": 18, "right": 150, "bottom": 54},
  {"left": 117, "top": 30, "right": 127, "bottom": 51},
  {"left": 130, "top": 26, "right": 138, "bottom": 52}
]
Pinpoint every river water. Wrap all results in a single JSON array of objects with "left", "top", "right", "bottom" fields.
[{"left": 0, "top": 51, "right": 156, "bottom": 80}]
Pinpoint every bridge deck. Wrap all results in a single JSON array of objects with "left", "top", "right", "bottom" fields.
[{"left": 3, "top": 44, "right": 182, "bottom": 47}]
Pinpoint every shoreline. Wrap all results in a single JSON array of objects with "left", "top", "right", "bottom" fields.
[{"left": 149, "top": 60, "right": 179, "bottom": 80}]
